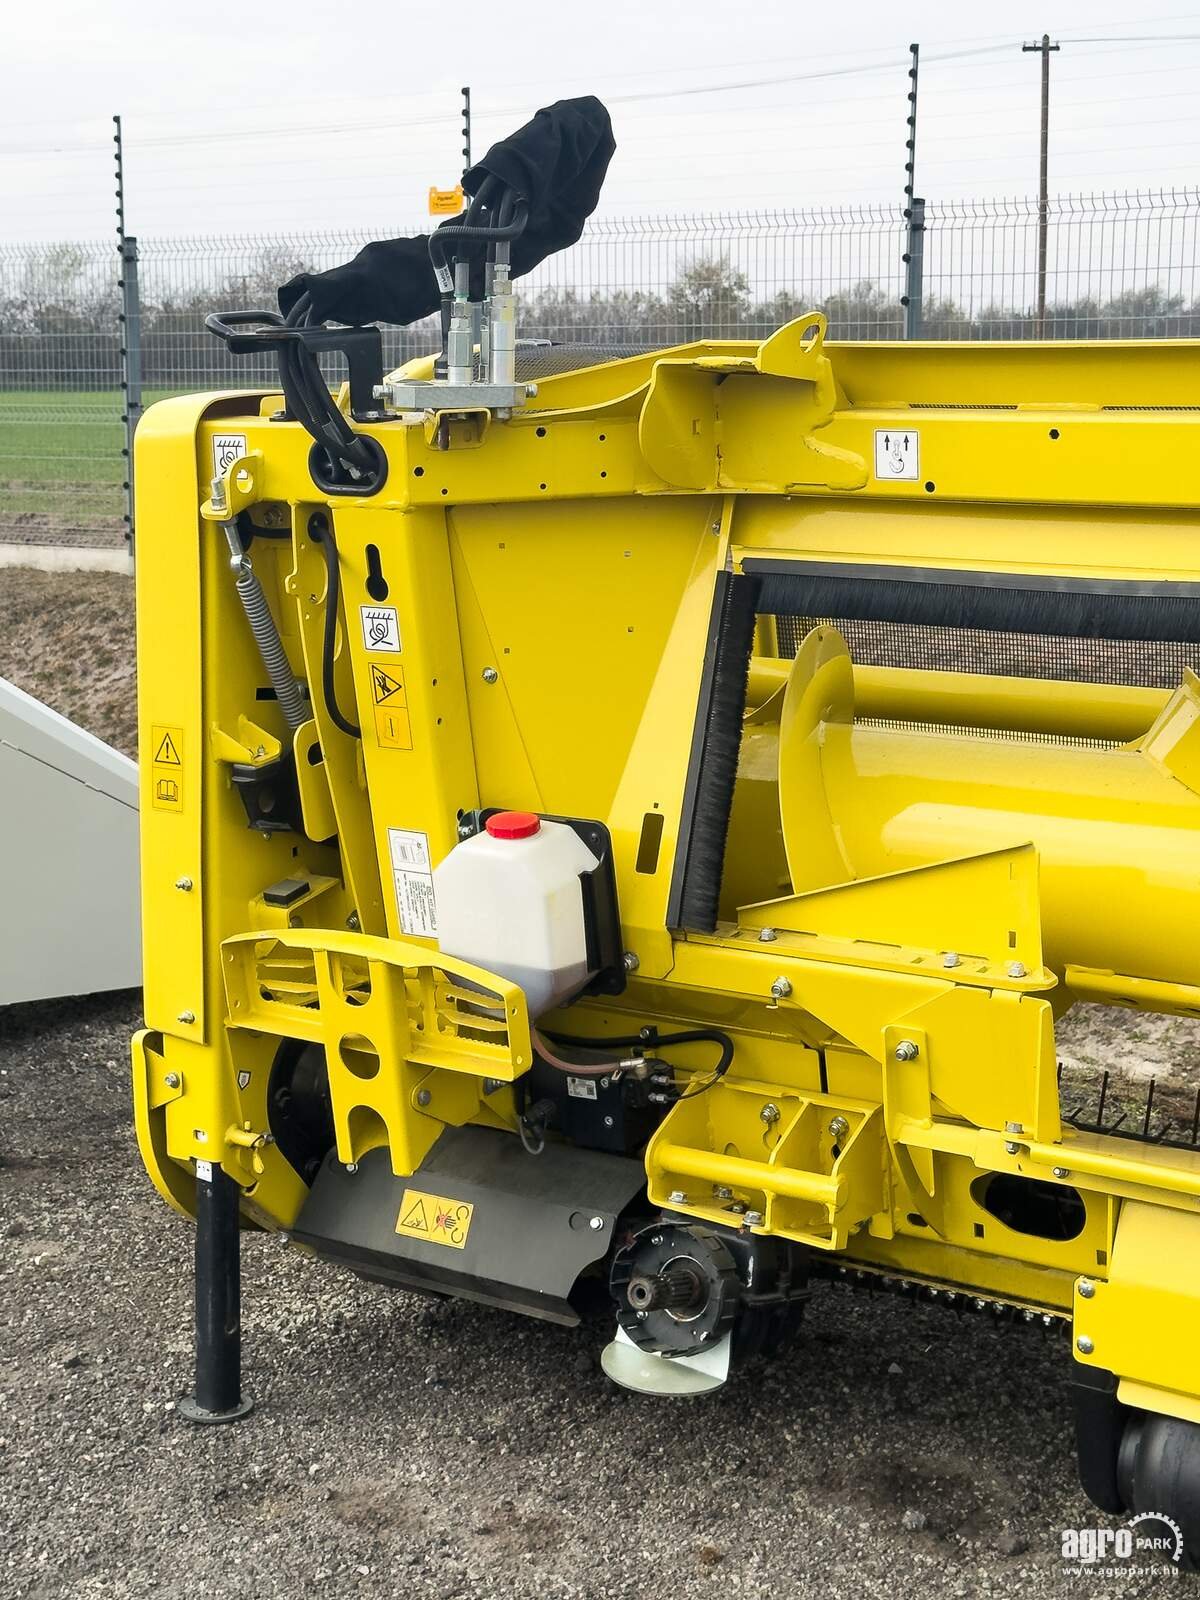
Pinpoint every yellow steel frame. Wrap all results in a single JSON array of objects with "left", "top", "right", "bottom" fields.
[{"left": 133, "top": 316, "right": 1200, "bottom": 1422}]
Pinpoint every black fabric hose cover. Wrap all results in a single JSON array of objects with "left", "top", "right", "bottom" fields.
[{"left": 278, "top": 96, "right": 615, "bottom": 326}]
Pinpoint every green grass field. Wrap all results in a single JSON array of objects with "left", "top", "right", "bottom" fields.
[{"left": 0, "top": 389, "right": 177, "bottom": 529}]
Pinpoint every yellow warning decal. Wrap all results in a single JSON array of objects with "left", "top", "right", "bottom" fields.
[
  {"left": 395, "top": 1188, "right": 474, "bottom": 1250},
  {"left": 150, "top": 724, "right": 184, "bottom": 812},
  {"left": 371, "top": 662, "right": 406, "bottom": 706},
  {"left": 375, "top": 704, "right": 413, "bottom": 750}
]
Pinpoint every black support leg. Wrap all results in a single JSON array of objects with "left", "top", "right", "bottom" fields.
[{"left": 177, "top": 1164, "right": 254, "bottom": 1424}]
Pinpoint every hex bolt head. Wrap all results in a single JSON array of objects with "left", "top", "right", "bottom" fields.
[
  {"left": 174, "top": 876, "right": 193, "bottom": 892},
  {"left": 668, "top": 1190, "right": 687, "bottom": 1205},
  {"left": 713, "top": 1185, "right": 733, "bottom": 1200},
  {"left": 770, "top": 977, "right": 792, "bottom": 1000},
  {"left": 1078, "top": 1278, "right": 1096, "bottom": 1299},
  {"left": 1006, "top": 961, "right": 1027, "bottom": 979},
  {"left": 743, "top": 1210, "right": 764, "bottom": 1228},
  {"left": 758, "top": 927, "right": 778, "bottom": 943},
  {"left": 482, "top": 1077, "right": 501, "bottom": 1095},
  {"left": 481, "top": 666, "right": 499, "bottom": 684},
  {"left": 1052, "top": 1165, "right": 1070, "bottom": 1180},
  {"left": 829, "top": 1115, "right": 850, "bottom": 1141},
  {"left": 416, "top": 1088, "right": 432, "bottom": 1107},
  {"left": 603, "top": 1115, "right": 614, "bottom": 1128},
  {"left": 1004, "top": 1141, "right": 1020, "bottom": 1156},
  {"left": 345, "top": 911, "right": 361, "bottom": 931},
  {"left": 588, "top": 1216, "right": 605, "bottom": 1231},
  {"left": 164, "top": 1072, "right": 181, "bottom": 1089},
  {"left": 942, "top": 951, "right": 961, "bottom": 969},
  {"left": 1076, "top": 1335, "right": 1095, "bottom": 1355},
  {"left": 177, "top": 1010, "right": 196, "bottom": 1025},
  {"left": 525, "top": 383, "right": 539, "bottom": 398},
  {"left": 894, "top": 1040, "right": 920, "bottom": 1061},
  {"left": 760, "top": 1102, "right": 781, "bottom": 1125},
  {"left": 622, "top": 951, "right": 640, "bottom": 973},
  {"left": 345, "top": 1162, "right": 358, "bottom": 1174}
]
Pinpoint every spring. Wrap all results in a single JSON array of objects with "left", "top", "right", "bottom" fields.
[{"left": 233, "top": 558, "right": 307, "bottom": 731}]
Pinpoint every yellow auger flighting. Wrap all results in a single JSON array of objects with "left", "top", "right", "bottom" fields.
[{"left": 134, "top": 94, "right": 1200, "bottom": 1563}]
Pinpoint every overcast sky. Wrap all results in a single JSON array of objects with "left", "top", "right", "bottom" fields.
[{"left": 3, "top": 1, "right": 1200, "bottom": 239}]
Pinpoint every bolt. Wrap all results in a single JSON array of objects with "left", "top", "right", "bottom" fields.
[
  {"left": 622, "top": 951, "right": 639, "bottom": 973},
  {"left": 1007, "top": 961, "right": 1027, "bottom": 979},
  {"left": 482, "top": 666, "right": 499, "bottom": 684},
  {"left": 770, "top": 977, "right": 792, "bottom": 1000},
  {"left": 1052, "top": 1165, "right": 1070, "bottom": 1180},
  {"left": 164, "top": 1072, "right": 181, "bottom": 1089},
  {"left": 372, "top": 383, "right": 389, "bottom": 401},
  {"left": 1076, "top": 1335, "right": 1095, "bottom": 1355},
  {"left": 636, "top": 1310, "right": 647, "bottom": 1321},
  {"left": 603, "top": 1115, "right": 614, "bottom": 1128},
  {"left": 589, "top": 1216, "right": 605, "bottom": 1231},
  {"left": 668, "top": 1190, "right": 687, "bottom": 1205},
  {"left": 760, "top": 1102, "right": 781, "bottom": 1125},
  {"left": 758, "top": 927, "right": 778, "bottom": 943},
  {"left": 482, "top": 1078, "right": 501, "bottom": 1095},
  {"left": 713, "top": 1185, "right": 733, "bottom": 1200},
  {"left": 174, "top": 876, "right": 193, "bottom": 892},
  {"left": 1005, "top": 1121, "right": 1023, "bottom": 1134},
  {"left": 177, "top": 1010, "right": 195, "bottom": 1025},
  {"left": 345, "top": 1162, "right": 358, "bottom": 1174},
  {"left": 1078, "top": 1278, "right": 1096, "bottom": 1300},
  {"left": 416, "top": 1088, "right": 432, "bottom": 1107},
  {"left": 742, "top": 1210, "right": 764, "bottom": 1228},
  {"left": 728, "top": 1201, "right": 747, "bottom": 1215},
  {"left": 710, "top": 521, "right": 722, "bottom": 534},
  {"left": 650, "top": 1235, "right": 664, "bottom": 1247},
  {"left": 894, "top": 1040, "right": 919, "bottom": 1062},
  {"left": 345, "top": 911, "right": 360, "bottom": 931},
  {"left": 525, "top": 383, "right": 539, "bottom": 398},
  {"left": 1005, "top": 1141, "right": 1020, "bottom": 1156},
  {"left": 829, "top": 1115, "right": 849, "bottom": 1141},
  {"left": 942, "top": 951, "right": 961, "bottom": 969}
]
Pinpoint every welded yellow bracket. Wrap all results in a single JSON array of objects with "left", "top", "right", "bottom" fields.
[
  {"left": 1074, "top": 1200, "right": 1200, "bottom": 1421},
  {"left": 646, "top": 1078, "right": 888, "bottom": 1251},
  {"left": 637, "top": 315, "right": 867, "bottom": 492},
  {"left": 221, "top": 928, "right": 532, "bottom": 1176}
]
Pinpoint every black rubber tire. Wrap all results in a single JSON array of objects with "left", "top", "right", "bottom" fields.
[{"left": 1117, "top": 1411, "right": 1200, "bottom": 1571}]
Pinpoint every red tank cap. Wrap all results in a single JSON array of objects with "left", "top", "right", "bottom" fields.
[{"left": 485, "top": 810, "right": 541, "bottom": 840}]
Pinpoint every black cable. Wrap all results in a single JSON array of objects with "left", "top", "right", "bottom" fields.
[
  {"left": 311, "top": 519, "right": 361, "bottom": 738},
  {"left": 540, "top": 1025, "right": 735, "bottom": 1078}
]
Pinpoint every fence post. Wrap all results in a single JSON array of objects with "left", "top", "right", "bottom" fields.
[
  {"left": 118, "top": 234, "right": 142, "bottom": 559},
  {"left": 902, "top": 197, "right": 925, "bottom": 339}
]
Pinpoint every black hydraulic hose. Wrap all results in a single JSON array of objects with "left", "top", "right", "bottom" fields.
[
  {"left": 428, "top": 198, "right": 529, "bottom": 278},
  {"left": 537, "top": 1025, "right": 735, "bottom": 1084},
  {"left": 312, "top": 519, "right": 361, "bottom": 739}
]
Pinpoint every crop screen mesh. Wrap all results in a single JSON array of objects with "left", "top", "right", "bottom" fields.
[{"left": 772, "top": 616, "right": 1197, "bottom": 689}]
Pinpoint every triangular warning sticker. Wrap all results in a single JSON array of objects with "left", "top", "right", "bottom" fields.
[
  {"left": 371, "top": 664, "right": 404, "bottom": 705},
  {"left": 400, "top": 1197, "right": 429, "bottom": 1232},
  {"left": 154, "top": 732, "right": 181, "bottom": 766}
]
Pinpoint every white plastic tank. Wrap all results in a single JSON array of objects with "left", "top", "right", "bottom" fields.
[{"left": 434, "top": 811, "right": 599, "bottom": 1017}]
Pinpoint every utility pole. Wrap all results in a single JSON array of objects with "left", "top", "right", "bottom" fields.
[
  {"left": 901, "top": 43, "right": 925, "bottom": 339},
  {"left": 1022, "top": 33, "right": 1061, "bottom": 337},
  {"left": 461, "top": 85, "right": 472, "bottom": 174}
]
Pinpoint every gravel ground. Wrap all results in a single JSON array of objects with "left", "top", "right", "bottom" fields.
[
  {"left": 0, "top": 992, "right": 1178, "bottom": 1600},
  {"left": 0, "top": 565, "right": 1192, "bottom": 1595}
]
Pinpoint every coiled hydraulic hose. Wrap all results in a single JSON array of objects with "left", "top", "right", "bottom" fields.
[{"left": 221, "top": 521, "right": 307, "bottom": 731}]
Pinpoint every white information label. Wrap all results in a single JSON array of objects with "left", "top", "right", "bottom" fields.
[
  {"left": 567, "top": 1076, "right": 598, "bottom": 1101},
  {"left": 388, "top": 827, "right": 438, "bottom": 937},
  {"left": 212, "top": 433, "right": 248, "bottom": 480},
  {"left": 195, "top": 1159, "right": 213, "bottom": 1183},
  {"left": 873, "top": 426, "right": 920, "bottom": 482},
  {"left": 361, "top": 605, "right": 402, "bottom": 653}
]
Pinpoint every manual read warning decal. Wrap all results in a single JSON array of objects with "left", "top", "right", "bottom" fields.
[
  {"left": 395, "top": 1188, "right": 474, "bottom": 1250},
  {"left": 150, "top": 724, "right": 184, "bottom": 812}
]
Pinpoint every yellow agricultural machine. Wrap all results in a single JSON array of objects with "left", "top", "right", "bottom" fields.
[{"left": 133, "top": 99, "right": 1200, "bottom": 1559}]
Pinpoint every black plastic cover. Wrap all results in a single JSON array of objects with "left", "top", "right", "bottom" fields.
[{"left": 277, "top": 96, "right": 615, "bottom": 327}]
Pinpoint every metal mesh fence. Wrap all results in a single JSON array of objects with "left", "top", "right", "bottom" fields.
[{"left": 3, "top": 189, "right": 1200, "bottom": 550}]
